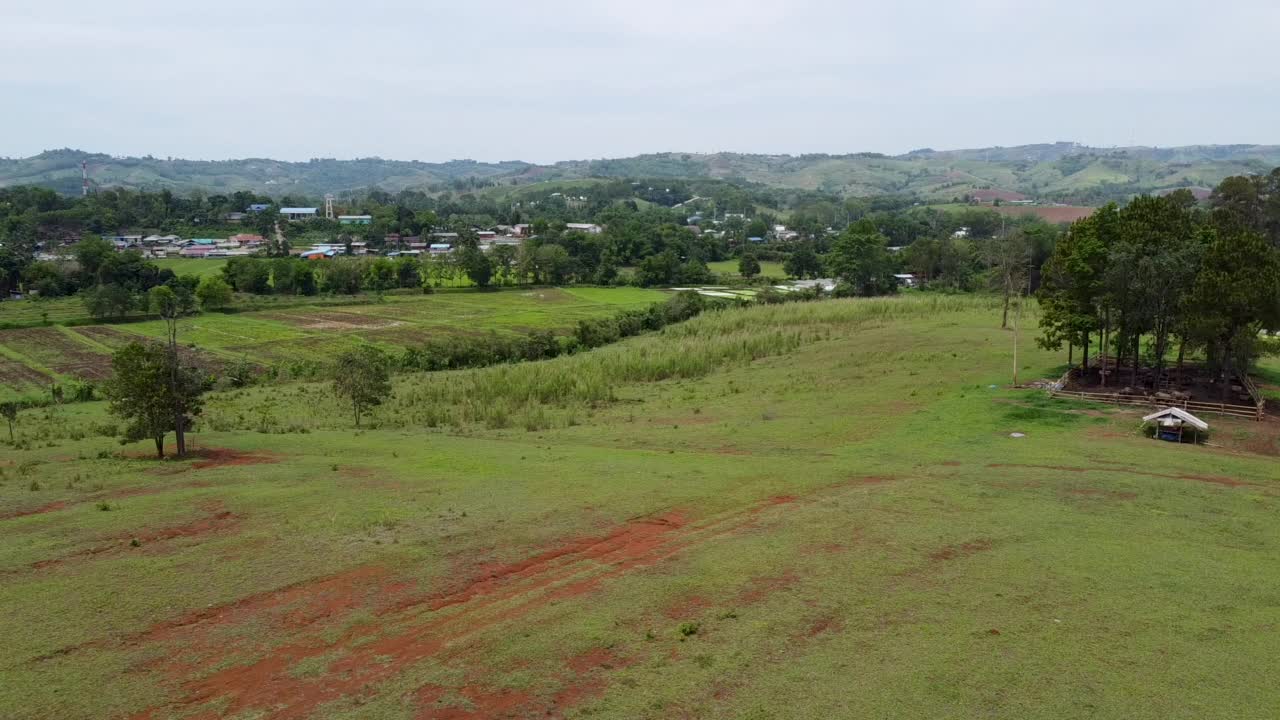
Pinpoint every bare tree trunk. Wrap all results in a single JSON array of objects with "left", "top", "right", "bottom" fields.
[
  {"left": 1001, "top": 289, "right": 1010, "bottom": 329},
  {"left": 1082, "top": 332, "right": 1090, "bottom": 374},
  {"left": 1176, "top": 338, "right": 1186, "bottom": 387},
  {"left": 1101, "top": 309, "right": 1110, "bottom": 388},
  {"left": 1131, "top": 334, "right": 1140, "bottom": 389},
  {"left": 1068, "top": 342, "right": 1073, "bottom": 369},
  {"left": 155, "top": 435, "right": 165, "bottom": 459}
]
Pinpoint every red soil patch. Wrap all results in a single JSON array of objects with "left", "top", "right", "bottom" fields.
[
  {"left": 806, "top": 615, "right": 844, "bottom": 638},
  {"left": 664, "top": 595, "right": 712, "bottom": 620},
  {"left": 929, "top": 539, "right": 994, "bottom": 562},
  {"left": 123, "top": 498, "right": 805, "bottom": 720},
  {"left": 992, "top": 205, "right": 1095, "bottom": 224},
  {"left": 766, "top": 494, "right": 797, "bottom": 505},
  {"left": 30, "top": 504, "right": 241, "bottom": 571},
  {"left": 736, "top": 570, "right": 800, "bottom": 605},
  {"left": 988, "top": 462, "right": 1254, "bottom": 488},
  {"left": 416, "top": 685, "right": 537, "bottom": 720},
  {"left": 0, "top": 500, "right": 69, "bottom": 521},
  {"left": 189, "top": 447, "right": 279, "bottom": 470}
]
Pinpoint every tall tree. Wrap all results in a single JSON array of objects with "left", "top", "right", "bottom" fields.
[
  {"left": 826, "top": 220, "right": 895, "bottom": 295},
  {"left": 105, "top": 342, "right": 207, "bottom": 459},
  {"left": 332, "top": 345, "right": 392, "bottom": 427}
]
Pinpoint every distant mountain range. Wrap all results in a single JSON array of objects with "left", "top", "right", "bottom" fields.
[{"left": 4, "top": 143, "right": 1279, "bottom": 204}]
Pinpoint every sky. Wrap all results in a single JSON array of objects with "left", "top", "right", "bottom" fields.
[{"left": 3, "top": 0, "right": 1279, "bottom": 164}]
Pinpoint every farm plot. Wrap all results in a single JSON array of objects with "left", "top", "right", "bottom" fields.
[{"left": 0, "top": 327, "right": 113, "bottom": 382}]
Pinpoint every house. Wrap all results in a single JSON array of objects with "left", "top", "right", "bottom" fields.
[
  {"left": 300, "top": 248, "right": 338, "bottom": 260},
  {"left": 247, "top": 203, "right": 271, "bottom": 213},
  {"left": 105, "top": 234, "right": 143, "bottom": 249},
  {"left": 179, "top": 245, "right": 219, "bottom": 258},
  {"left": 1143, "top": 407, "right": 1209, "bottom": 443},
  {"left": 893, "top": 273, "right": 919, "bottom": 288},
  {"left": 429, "top": 243, "right": 452, "bottom": 254},
  {"left": 747, "top": 236, "right": 765, "bottom": 244},
  {"left": 229, "top": 233, "right": 264, "bottom": 246},
  {"left": 402, "top": 236, "right": 425, "bottom": 250},
  {"left": 476, "top": 230, "right": 496, "bottom": 240},
  {"left": 565, "top": 223, "right": 602, "bottom": 234},
  {"left": 338, "top": 215, "right": 372, "bottom": 225},
  {"left": 430, "top": 232, "right": 460, "bottom": 242},
  {"left": 512, "top": 224, "right": 531, "bottom": 238},
  {"left": 280, "top": 207, "right": 318, "bottom": 221},
  {"left": 225, "top": 212, "right": 247, "bottom": 222}
]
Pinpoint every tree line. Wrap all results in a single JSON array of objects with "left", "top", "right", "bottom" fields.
[{"left": 1037, "top": 171, "right": 1280, "bottom": 398}]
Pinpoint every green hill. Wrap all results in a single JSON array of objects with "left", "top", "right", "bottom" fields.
[{"left": 5, "top": 143, "right": 1279, "bottom": 204}]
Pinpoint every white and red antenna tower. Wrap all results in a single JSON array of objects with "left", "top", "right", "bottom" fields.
[
  {"left": 324, "top": 193, "right": 335, "bottom": 219},
  {"left": 82, "top": 160, "right": 89, "bottom": 196}
]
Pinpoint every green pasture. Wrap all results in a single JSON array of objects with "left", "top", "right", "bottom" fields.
[
  {"left": 707, "top": 259, "right": 788, "bottom": 278},
  {"left": 1, "top": 295, "right": 1277, "bottom": 719},
  {"left": 0, "top": 287, "right": 670, "bottom": 401}
]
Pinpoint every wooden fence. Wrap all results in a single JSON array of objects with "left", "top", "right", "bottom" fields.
[{"left": 1047, "top": 357, "right": 1266, "bottom": 421}]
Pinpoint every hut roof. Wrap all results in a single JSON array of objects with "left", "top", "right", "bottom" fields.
[{"left": 1142, "top": 407, "right": 1209, "bottom": 431}]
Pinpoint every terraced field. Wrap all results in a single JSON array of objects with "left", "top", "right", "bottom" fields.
[{"left": 0, "top": 287, "right": 668, "bottom": 401}]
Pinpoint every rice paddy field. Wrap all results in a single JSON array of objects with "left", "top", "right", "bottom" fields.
[
  {"left": 0, "top": 287, "right": 668, "bottom": 402},
  {"left": 2, "top": 295, "right": 1278, "bottom": 720}
]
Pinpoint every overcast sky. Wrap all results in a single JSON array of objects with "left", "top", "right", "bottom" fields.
[{"left": 3, "top": 0, "right": 1278, "bottom": 163}]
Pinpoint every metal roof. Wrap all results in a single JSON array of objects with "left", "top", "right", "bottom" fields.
[{"left": 1142, "top": 407, "right": 1209, "bottom": 431}]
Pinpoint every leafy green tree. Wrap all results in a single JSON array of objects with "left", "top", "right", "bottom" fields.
[
  {"left": 783, "top": 244, "right": 822, "bottom": 279},
  {"left": 490, "top": 245, "right": 518, "bottom": 285},
  {"left": 321, "top": 260, "right": 363, "bottom": 294},
  {"left": 826, "top": 220, "right": 895, "bottom": 295},
  {"left": 105, "top": 342, "right": 207, "bottom": 458},
  {"left": 395, "top": 256, "right": 421, "bottom": 288},
  {"left": 332, "top": 345, "right": 392, "bottom": 427},
  {"left": 738, "top": 252, "right": 761, "bottom": 279},
  {"left": 73, "top": 235, "right": 115, "bottom": 284},
  {"left": 196, "top": 275, "right": 233, "bottom": 310},
  {"left": 457, "top": 245, "right": 493, "bottom": 287},
  {"left": 1036, "top": 208, "right": 1113, "bottom": 368},
  {"left": 1189, "top": 229, "right": 1280, "bottom": 399},
  {"left": 364, "top": 258, "right": 397, "bottom": 292},
  {"left": 532, "top": 244, "right": 573, "bottom": 284},
  {"left": 83, "top": 283, "right": 135, "bottom": 321},
  {"left": 295, "top": 263, "right": 318, "bottom": 295}
]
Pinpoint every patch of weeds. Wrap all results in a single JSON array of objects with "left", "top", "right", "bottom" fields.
[
  {"left": 716, "top": 609, "right": 739, "bottom": 620},
  {"left": 28, "top": 480, "right": 41, "bottom": 491},
  {"left": 130, "top": 538, "right": 141, "bottom": 547},
  {"left": 96, "top": 502, "right": 112, "bottom": 511},
  {"left": 693, "top": 654, "right": 714, "bottom": 668},
  {"left": 678, "top": 622, "right": 700, "bottom": 638}
]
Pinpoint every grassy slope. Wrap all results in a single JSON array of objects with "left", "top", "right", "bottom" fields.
[
  {"left": 0, "top": 296, "right": 1277, "bottom": 719},
  {"left": 0, "top": 287, "right": 669, "bottom": 401},
  {"left": 151, "top": 257, "right": 229, "bottom": 278}
]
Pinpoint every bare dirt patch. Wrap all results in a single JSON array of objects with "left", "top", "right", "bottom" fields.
[
  {"left": 0, "top": 358, "right": 53, "bottom": 388},
  {"left": 189, "top": 447, "right": 280, "bottom": 470},
  {"left": 929, "top": 539, "right": 994, "bottom": 562},
  {"left": 116, "top": 493, "right": 827, "bottom": 720},
  {"left": 269, "top": 310, "right": 403, "bottom": 331},
  {"left": 0, "top": 500, "right": 70, "bottom": 521}
]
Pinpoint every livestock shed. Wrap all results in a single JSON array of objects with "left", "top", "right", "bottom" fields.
[{"left": 1143, "top": 407, "right": 1209, "bottom": 443}]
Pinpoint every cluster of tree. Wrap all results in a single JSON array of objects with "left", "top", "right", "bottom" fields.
[{"left": 1037, "top": 173, "right": 1280, "bottom": 397}]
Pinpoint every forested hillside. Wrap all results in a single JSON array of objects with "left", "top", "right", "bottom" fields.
[{"left": 6, "top": 143, "right": 1280, "bottom": 204}]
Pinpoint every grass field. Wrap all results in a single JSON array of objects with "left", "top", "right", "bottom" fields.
[
  {"left": 151, "top": 257, "right": 229, "bottom": 278},
  {"left": 0, "top": 287, "right": 669, "bottom": 401},
  {"left": 707, "top": 259, "right": 788, "bottom": 279},
  {"left": 1, "top": 295, "right": 1277, "bottom": 719}
]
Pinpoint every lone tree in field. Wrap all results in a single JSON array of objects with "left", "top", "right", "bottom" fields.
[
  {"left": 333, "top": 345, "right": 392, "bottom": 427},
  {"left": 150, "top": 285, "right": 197, "bottom": 456},
  {"left": 985, "top": 229, "right": 1031, "bottom": 329},
  {"left": 1, "top": 401, "right": 17, "bottom": 443},
  {"left": 105, "top": 342, "right": 207, "bottom": 459},
  {"left": 738, "top": 252, "right": 761, "bottom": 279},
  {"left": 196, "top": 275, "right": 233, "bottom": 310}
]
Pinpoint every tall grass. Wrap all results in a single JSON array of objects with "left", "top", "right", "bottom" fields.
[{"left": 379, "top": 294, "right": 999, "bottom": 431}]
